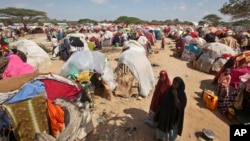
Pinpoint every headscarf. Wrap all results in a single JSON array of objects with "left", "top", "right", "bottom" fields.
[
  {"left": 173, "top": 76, "right": 185, "bottom": 93},
  {"left": 150, "top": 70, "right": 171, "bottom": 112},
  {"left": 158, "top": 70, "right": 172, "bottom": 94}
]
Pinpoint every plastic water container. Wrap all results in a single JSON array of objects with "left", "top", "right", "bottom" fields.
[{"left": 115, "top": 42, "right": 119, "bottom": 47}]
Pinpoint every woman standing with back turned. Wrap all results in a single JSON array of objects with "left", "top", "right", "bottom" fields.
[{"left": 154, "top": 77, "right": 187, "bottom": 141}]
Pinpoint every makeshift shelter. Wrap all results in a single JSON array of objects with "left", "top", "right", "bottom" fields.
[
  {"left": 114, "top": 43, "right": 155, "bottom": 98},
  {"left": 100, "top": 30, "right": 113, "bottom": 47},
  {"left": 0, "top": 72, "right": 93, "bottom": 141},
  {"left": 61, "top": 50, "right": 117, "bottom": 99},
  {"left": 214, "top": 51, "right": 250, "bottom": 89},
  {"left": 123, "top": 40, "right": 146, "bottom": 54},
  {"left": 217, "top": 73, "right": 250, "bottom": 125},
  {"left": 15, "top": 39, "right": 51, "bottom": 71},
  {"left": 59, "top": 33, "right": 89, "bottom": 61},
  {"left": 154, "top": 28, "right": 162, "bottom": 40},
  {"left": 195, "top": 42, "right": 240, "bottom": 74},
  {"left": 181, "top": 44, "right": 202, "bottom": 62}
]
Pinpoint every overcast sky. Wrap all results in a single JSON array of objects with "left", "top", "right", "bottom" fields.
[{"left": 0, "top": 0, "right": 232, "bottom": 22}]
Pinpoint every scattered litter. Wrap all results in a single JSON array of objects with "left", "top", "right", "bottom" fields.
[
  {"left": 202, "top": 128, "right": 215, "bottom": 140},
  {"left": 151, "top": 63, "right": 160, "bottom": 67},
  {"left": 96, "top": 116, "right": 104, "bottom": 123},
  {"left": 137, "top": 96, "right": 143, "bottom": 100}
]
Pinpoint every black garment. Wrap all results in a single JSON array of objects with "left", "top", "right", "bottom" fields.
[{"left": 154, "top": 77, "right": 187, "bottom": 136}]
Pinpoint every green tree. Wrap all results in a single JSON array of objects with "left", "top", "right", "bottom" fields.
[
  {"left": 0, "top": 7, "right": 47, "bottom": 28},
  {"left": 114, "top": 16, "right": 144, "bottom": 24},
  {"left": 78, "top": 18, "right": 98, "bottom": 24},
  {"left": 202, "top": 14, "right": 222, "bottom": 26},
  {"left": 219, "top": 0, "right": 250, "bottom": 20}
]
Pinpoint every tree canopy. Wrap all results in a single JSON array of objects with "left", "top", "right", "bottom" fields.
[
  {"left": 0, "top": 7, "right": 47, "bottom": 25},
  {"left": 78, "top": 18, "right": 98, "bottom": 24},
  {"left": 219, "top": 0, "right": 250, "bottom": 20},
  {"left": 113, "top": 16, "right": 144, "bottom": 24},
  {"left": 202, "top": 14, "right": 222, "bottom": 26}
]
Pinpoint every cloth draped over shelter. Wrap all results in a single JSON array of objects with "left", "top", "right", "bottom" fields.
[
  {"left": 15, "top": 39, "right": 51, "bottom": 71},
  {"left": 117, "top": 49, "right": 155, "bottom": 97}
]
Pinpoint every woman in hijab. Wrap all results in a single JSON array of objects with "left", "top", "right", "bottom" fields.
[
  {"left": 144, "top": 70, "right": 171, "bottom": 127},
  {"left": 154, "top": 77, "right": 187, "bottom": 141}
]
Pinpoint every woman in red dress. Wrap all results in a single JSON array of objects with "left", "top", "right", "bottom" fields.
[{"left": 144, "top": 70, "right": 171, "bottom": 127}]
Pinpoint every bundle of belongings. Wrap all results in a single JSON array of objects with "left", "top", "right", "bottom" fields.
[
  {"left": 0, "top": 72, "right": 93, "bottom": 141},
  {"left": 217, "top": 73, "right": 250, "bottom": 125},
  {"left": 61, "top": 50, "right": 117, "bottom": 100},
  {"left": 195, "top": 42, "right": 240, "bottom": 74}
]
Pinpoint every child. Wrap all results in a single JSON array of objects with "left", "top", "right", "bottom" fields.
[
  {"left": 218, "top": 68, "right": 231, "bottom": 99},
  {"left": 161, "top": 36, "right": 165, "bottom": 50},
  {"left": 51, "top": 35, "right": 58, "bottom": 59}
]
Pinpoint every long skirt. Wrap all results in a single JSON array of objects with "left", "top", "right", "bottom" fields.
[{"left": 156, "top": 126, "right": 178, "bottom": 141}]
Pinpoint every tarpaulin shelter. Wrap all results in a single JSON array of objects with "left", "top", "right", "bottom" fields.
[
  {"left": 15, "top": 39, "right": 51, "bottom": 71},
  {"left": 59, "top": 33, "right": 89, "bottom": 61},
  {"left": 195, "top": 42, "right": 239, "bottom": 73},
  {"left": 61, "top": 50, "right": 117, "bottom": 96}
]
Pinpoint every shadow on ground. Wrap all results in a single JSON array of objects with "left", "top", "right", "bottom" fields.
[{"left": 86, "top": 108, "right": 156, "bottom": 141}]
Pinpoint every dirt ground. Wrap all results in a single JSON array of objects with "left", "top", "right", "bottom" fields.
[{"left": 10, "top": 33, "right": 236, "bottom": 141}]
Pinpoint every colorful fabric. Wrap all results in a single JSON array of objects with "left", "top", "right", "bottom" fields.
[
  {"left": 218, "top": 89, "right": 238, "bottom": 114},
  {"left": 2, "top": 54, "right": 34, "bottom": 79},
  {"left": 41, "top": 79, "right": 82, "bottom": 101},
  {"left": 2, "top": 93, "right": 49, "bottom": 141},
  {"left": 150, "top": 70, "right": 171, "bottom": 112},
  {"left": 230, "top": 67, "right": 250, "bottom": 88},
  {"left": 5, "top": 80, "right": 46, "bottom": 104},
  {"left": 47, "top": 99, "right": 64, "bottom": 137}
]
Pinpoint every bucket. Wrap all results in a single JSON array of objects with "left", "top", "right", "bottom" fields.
[{"left": 115, "top": 42, "right": 119, "bottom": 47}]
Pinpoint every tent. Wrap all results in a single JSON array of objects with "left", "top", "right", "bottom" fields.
[
  {"left": 0, "top": 72, "right": 93, "bottom": 140},
  {"left": 15, "top": 39, "right": 52, "bottom": 71},
  {"left": 114, "top": 43, "right": 155, "bottom": 97},
  {"left": 100, "top": 30, "right": 113, "bottom": 47},
  {"left": 123, "top": 40, "right": 146, "bottom": 54},
  {"left": 59, "top": 33, "right": 89, "bottom": 61},
  {"left": 195, "top": 42, "right": 240, "bottom": 73},
  {"left": 181, "top": 44, "right": 202, "bottom": 62},
  {"left": 61, "top": 50, "right": 117, "bottom": 99}
]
